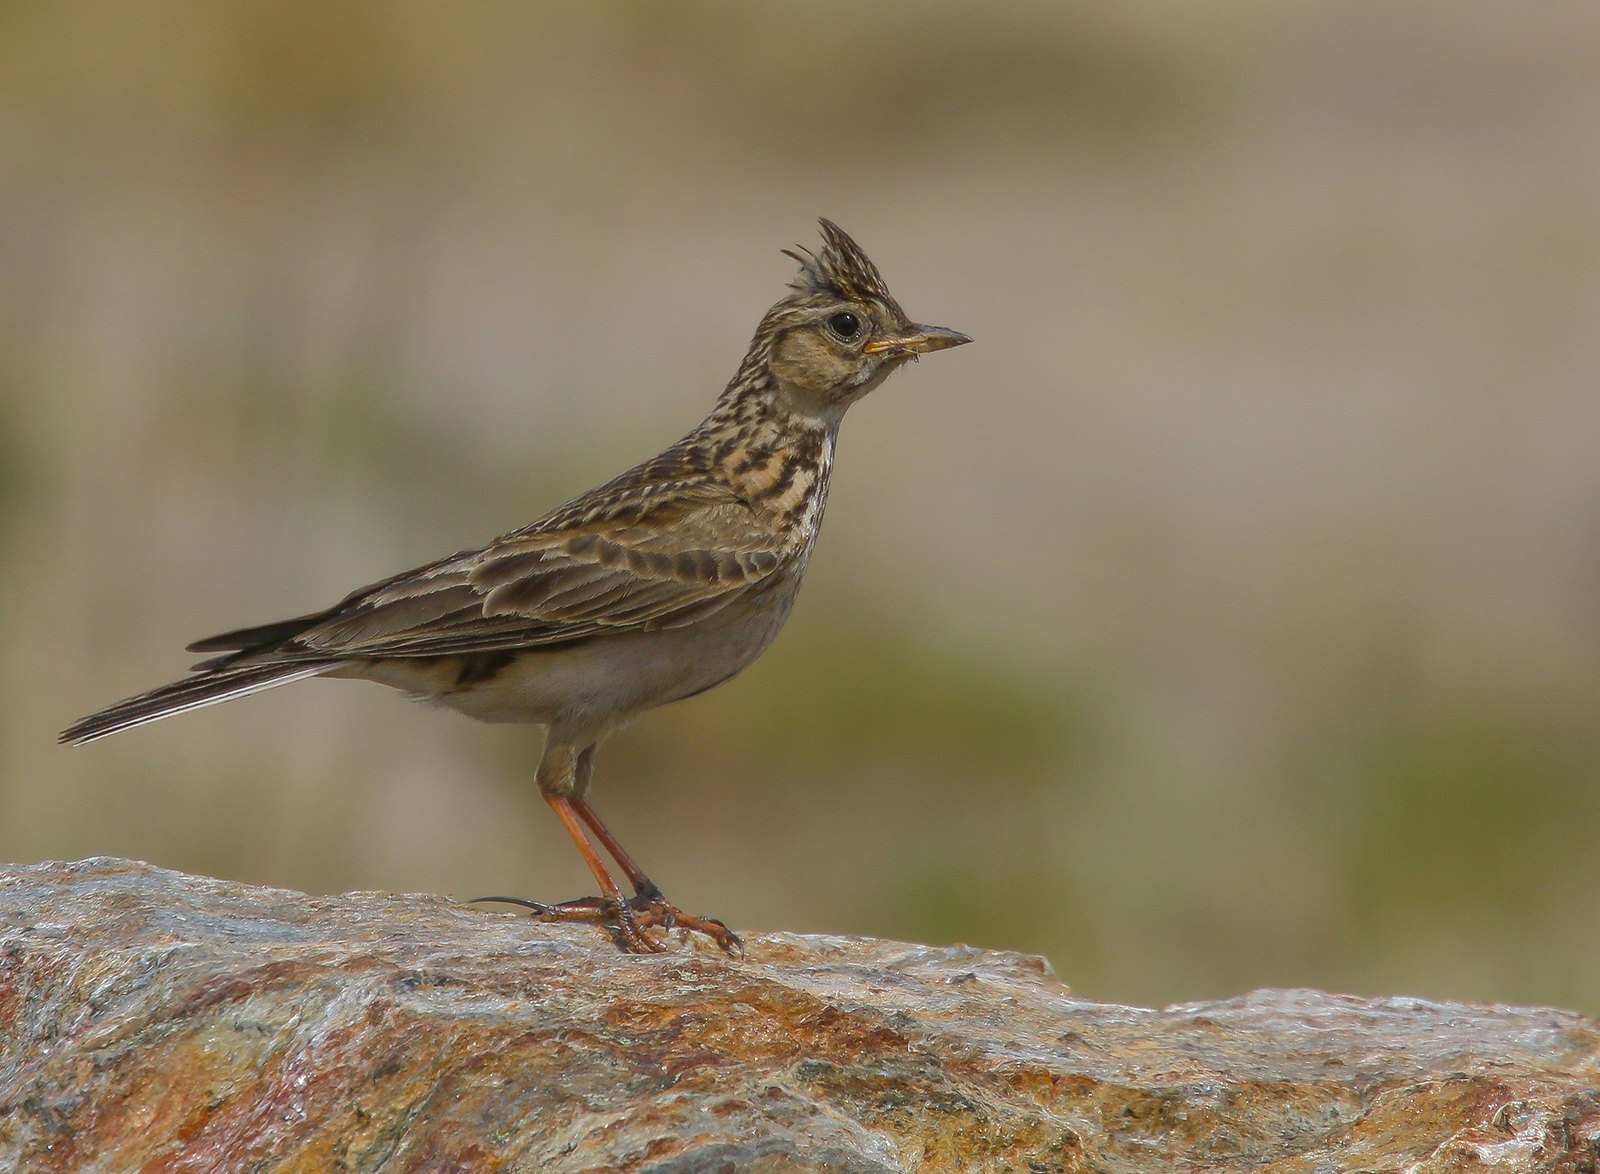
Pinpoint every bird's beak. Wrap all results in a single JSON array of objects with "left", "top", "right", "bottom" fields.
[{"left": 864, "top": 324, "right": 973, "bottom": 356}]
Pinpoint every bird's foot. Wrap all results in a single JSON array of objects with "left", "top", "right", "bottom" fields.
[
  {"left": 471, "top": 891, "right": 741, "bottom": 957},
  {"left": 471, "top": 894, "right": 663, "bottom": 953},
  {"left": 627, "top": 886, "right": 744, "bottom": 956}
]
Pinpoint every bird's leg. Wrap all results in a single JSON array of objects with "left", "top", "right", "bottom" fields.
[
  {"left": 538, "top": 793, "right": 667, "bottom": 954},
  {"left": 570, "top": 795, "right": 743, "bottom": 955},
  {"left": 473, "top": 743, "right": 664, "bottom": 953},
  {"left": 566, "top": 744, "right": 739, "bottom": 953},
  {"left": 564, "top": 745, "right": 659, "bottom": 903},
  {"left": 474, "top": 743, "right": 740, "bottom": 955}
]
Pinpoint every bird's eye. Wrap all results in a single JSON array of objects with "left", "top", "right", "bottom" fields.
[{"left": 827, "top": 311, "right": 862, "bottom": 342}]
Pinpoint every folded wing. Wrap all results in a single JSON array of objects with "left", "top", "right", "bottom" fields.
[{"left": 196, "top": 468, "right": 790, "bottom": 666}]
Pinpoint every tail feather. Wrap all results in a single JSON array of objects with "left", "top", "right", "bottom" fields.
[{"left": 60, "top": 662, "right": 336, "bottom": 745}]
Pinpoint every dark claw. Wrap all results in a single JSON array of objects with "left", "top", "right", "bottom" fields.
[
  {"left": 698, "top": 919, "right": 744, "bottom": 957},
  {"left": 470, "top": 895, "right": 560, "bottom": 916}
]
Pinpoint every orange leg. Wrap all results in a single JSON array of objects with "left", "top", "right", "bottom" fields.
[
  {"left": 473, "top": 795, "right": 660, "bottom": 953},
  {"left": 571, "top": 796, "right": 742, "bottom": 954},
  {"left": 472, "top": 794, "right": 742, "bottom": 955},
  {"left": 570, "top": 796, "right": 657, "bottom": 898},
  {"left": 545, "top": 794, "right": 667, "bottom": 953}
]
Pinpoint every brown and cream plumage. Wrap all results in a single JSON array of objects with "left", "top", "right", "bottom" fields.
[{"left": 62, "top": 220, "right": 970, "bottom": 952}]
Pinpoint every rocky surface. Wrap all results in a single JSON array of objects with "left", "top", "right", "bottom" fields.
[{"left": 1, "top": 859, "right": 1597, "bottom": 1172}]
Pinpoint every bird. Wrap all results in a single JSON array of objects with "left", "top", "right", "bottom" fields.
[{"left": 61, "top": 219, "right": 971, "bottom": 953}]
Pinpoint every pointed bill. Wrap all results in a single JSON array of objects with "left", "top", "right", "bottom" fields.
[{"left": 863, "top": 324, "right": 973, "bottom": 355}]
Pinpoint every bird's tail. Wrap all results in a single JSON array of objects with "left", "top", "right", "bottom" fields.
[{"left": 60, "top": 662, "right": 336, "bottom": 746}]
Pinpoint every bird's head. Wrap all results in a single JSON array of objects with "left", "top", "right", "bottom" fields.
[{"left": 750, "top": 220, "right": 970, "bottom": 413}]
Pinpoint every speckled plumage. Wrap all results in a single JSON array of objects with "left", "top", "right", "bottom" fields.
[{"left": 63, "top": 220, "right": 970, "bottom": 952}]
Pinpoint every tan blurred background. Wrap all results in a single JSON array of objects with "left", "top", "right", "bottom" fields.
[{"left": 4, "top": 2, "right": 1599, "bottom": 1013}]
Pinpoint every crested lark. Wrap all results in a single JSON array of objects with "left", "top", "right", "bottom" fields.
[{"left": 62, "top": 220, "right": 971, "bottom": 953}]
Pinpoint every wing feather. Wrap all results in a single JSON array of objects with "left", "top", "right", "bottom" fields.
[{"left": 221, "top": 462, "right": 793, "bottom": 664}]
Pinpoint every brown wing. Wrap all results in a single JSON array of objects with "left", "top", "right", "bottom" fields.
[{"left": 209, "top": 453, "right": 791, "bottom": 664}]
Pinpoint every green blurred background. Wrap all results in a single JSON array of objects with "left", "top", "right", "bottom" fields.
[{"left": 5, "top": 2, "right": 1599, "bottom": 1013}]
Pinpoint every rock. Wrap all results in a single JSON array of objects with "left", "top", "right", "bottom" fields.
[{"left": 0, "top": 859, "right": 1596, "bottom": 1172}]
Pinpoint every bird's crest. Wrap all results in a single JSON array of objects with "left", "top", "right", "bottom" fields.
[{"left": 784, "top": 219, "right": 903, "bottom": 315}]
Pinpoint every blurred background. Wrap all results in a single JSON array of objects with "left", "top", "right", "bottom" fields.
[{"left": 4, "top": 2, "right": 1599, "bottom": 1014}]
